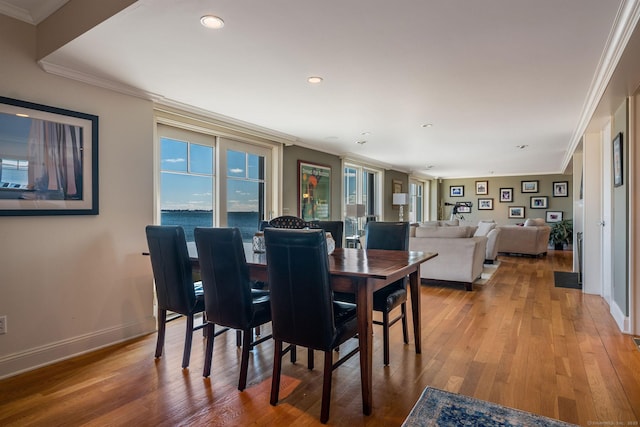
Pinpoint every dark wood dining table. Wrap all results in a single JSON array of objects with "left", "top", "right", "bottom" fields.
[{"left": 187, "top": 242, "right": 437, "bottom": 415}]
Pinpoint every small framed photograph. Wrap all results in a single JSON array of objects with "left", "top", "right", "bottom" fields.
[
  {"left": 475, "top": 180, "right": 488, "bottom": 195},
  {"left": 456, "top": 203, "right": 471, "bottom": 213},
  {"left": 530, "top": 196, "right": 548, "bottom": 209},
  {"left": 450, "top": 185, "right": 464, "bottom": 197},
  {"left": 521, "top": 180, "right": 539, "bottom": 193},
  {"left": 553, "top": 181, "right": 568, "bottom": 197},
  {"left": 613, "top": 132, "right": 623, "bottom": 187},
  {"left": 499, "top": 188, "right": 513, "bottom": 203},
  {"left": 509, "top": 206, "right": 525, "bottom": 218},
  {"left": 478, "top": 198, "right": 493, "bottom": 210},
  {"left": 546, "top": 211, "right": 563, "bottom": 223}
]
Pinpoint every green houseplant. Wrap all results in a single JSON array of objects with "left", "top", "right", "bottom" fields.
[{"left": 549, "top": 219, "right": 573, "bottom": 250}]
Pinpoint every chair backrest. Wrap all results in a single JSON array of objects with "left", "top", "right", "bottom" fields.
[
  {"left": 194, "top": 227, "right": 255, "bottom": 329},
  {"left": 264, "top": 228, "right": 337, "bottom": 351},
  {"left": 365, "top": 221, "right": 410, "bottom": 251},
  {"left": 145, "top": 225, "right": 198, "bottom": 315},
  {"left": 268, "top": 215, "right": 309, "bottom": 229},
  {"left": 314, "top": 220, "right": 344, "bottom": 248}
]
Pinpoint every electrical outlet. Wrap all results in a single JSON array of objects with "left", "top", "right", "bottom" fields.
[{"left": 0, "top": 315, "right": 6, "bottom": 334}]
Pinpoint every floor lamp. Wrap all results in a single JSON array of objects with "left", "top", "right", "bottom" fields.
[{"left": 392, "top": 193, "right": 409, "bottom": 221}]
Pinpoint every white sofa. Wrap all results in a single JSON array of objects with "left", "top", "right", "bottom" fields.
[{"left": 409, "top": 222, "right": 487, "bottom": 291}]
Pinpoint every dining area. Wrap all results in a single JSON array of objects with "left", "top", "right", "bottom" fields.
[{"left": 145, "top": 219, "right": 437, "bottom": 424}]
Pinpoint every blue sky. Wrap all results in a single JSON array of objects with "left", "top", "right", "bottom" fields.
[{"left": 160, "top": 138, "right": 261, "bottom": 212}]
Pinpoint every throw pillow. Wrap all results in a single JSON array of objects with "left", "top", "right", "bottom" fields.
[
  {"left": 524, "top": 218, "right": 545, "bottom": 226},
  {"left": 474, "top": 221, "right": 496, "bottom": 237}
]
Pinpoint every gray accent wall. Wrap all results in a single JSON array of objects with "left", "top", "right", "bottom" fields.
[
  {"left": 439, "top": 174, "right": 573, "bottom": 226},
  {"left": 282, "top": 146, "right": 344, "bottom": 220},
  {"left": 612, "top": 100, "right": 629, "bottom": 316}
]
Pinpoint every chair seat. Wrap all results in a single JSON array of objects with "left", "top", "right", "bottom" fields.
[
  {"left": 332, "top": 301, "right": 358, "bottom": 348},
  {"left": 250, "top": 294, "right": 272, "bottom": 327},
  {"left": 335, "top": 281, "right": 406, "bottom": 313},
  {"left": 372, "top": 282, "right": 407, "bottom": 312}
]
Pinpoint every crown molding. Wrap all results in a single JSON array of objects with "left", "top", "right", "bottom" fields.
[
  {"left": 564, "top": 0, "right": 640, "bottom": 171},
  {"left": 0, "top": 0, "right": 68, "bottom": 25},
  {"left": 38, "top": 60, "right": 300, "bottom": 145},
  {"left": 0, "top": 0, "right": 33, "bottom": 24}
]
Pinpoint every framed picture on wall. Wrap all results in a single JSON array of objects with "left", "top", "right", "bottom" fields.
[
  {"left": 0, "top": 96, "right": 99, "bottom": 216},
  {"left": 298, "top": 160, "right": 331, "bottom": 221},
  {"left": 456, "top": 203, "right": 471, "bottom": 213},
  {"left": 509, "top": 206, "right": 525, "bottom": 218},
  {"left": 530, "top": 196, "right": 548, "bottom": 209},
  {"left": 546, "top": 211, "right": 563, "bottom": 223},
  {"left": 521, "top": 180, "right": 539, "bottom": 193},
  {"left": 475, "top": 180, "right": 488, "bottom": 195},
  {"left": 450, "top": 185, "right": 464, "bottom": 197},
  {"left": 499, "top": 188, "right": 513, "bottom": 202},
  {"left": 613, "top": 132, "right": 623, "bottom": 187},
  {"left": 478, "top": 198, "right": 493, "bottom": 210},
  {"left": 553, "top": 181, "right": 568, "bottom": 197}
]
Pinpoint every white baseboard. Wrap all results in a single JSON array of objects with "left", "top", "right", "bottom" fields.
[
  {"left": 610, "top": 300, "right": 631, "bottom": 334},
  {"left": 0, "top": 317, "right": 156, "bottom": 380}
]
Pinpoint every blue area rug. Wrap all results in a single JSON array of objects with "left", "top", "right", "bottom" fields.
[{"left": 402, "top": 387, "right": 577, "bottom": 426}]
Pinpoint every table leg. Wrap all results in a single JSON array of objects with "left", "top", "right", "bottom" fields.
[
  {"left": 409, "top": 269, "right": 422, "bottom": 354},
  {"left": 356, "top": 278, "right": 373, "bottom": 415}
]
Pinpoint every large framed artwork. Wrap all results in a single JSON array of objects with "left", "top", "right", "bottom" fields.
[
  {"left": 298, "top": 160, "right": 331, "bottom": 221},
  {"left": 0, "top": 96, "right": 99, "bottom": 216}
]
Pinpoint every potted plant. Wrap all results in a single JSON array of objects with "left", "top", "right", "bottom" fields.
[{"left": 549, "top": 219, "right": 573, "bottom": 250}]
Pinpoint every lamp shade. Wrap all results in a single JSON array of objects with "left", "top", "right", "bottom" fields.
[{"left": 393, "top": 193, "right": 409, "bottom": 205}]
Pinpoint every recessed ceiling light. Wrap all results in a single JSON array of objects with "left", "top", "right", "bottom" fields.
[
  {"left": 425, "top": 165, "right": 434, "bottom": 170},
  {"left": 200, "top": 15, "right": 224, "bottom": 29},
  {"left": 307, "top": 76, "right": 323, "bottom": 84},
  {"left": 421, "top": 123, "right": 433, "bottom": 128},
  {"left": 361, "top": 131, "right": 371, "bottom": 136},
  {"left": 15, "top": 113, "right": 29, "bottom": 118},
  {"left": 516, "top": 144, "right": 528, "bottom": 149},
  {"left": 356, "top": 140, "right": 367, "bottom": 145}
]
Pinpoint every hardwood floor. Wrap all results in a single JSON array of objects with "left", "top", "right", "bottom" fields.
[{"left": 1, "top": 251, "right": 639, "bottom": 426}]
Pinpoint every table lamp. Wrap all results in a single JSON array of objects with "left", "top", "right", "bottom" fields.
[{"left": 392, "top": 193, "right": 409, "bottom": 221}]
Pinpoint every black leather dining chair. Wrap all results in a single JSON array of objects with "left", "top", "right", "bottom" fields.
[
  {"left": 365, "top": 221, "right": 410, "bottom": 365},
  {"left": 264, "top": 228, "right": 361, "bottom": 424},
  {"left": 194, "top": 227, "right": 272, "bottom": 390},
  {"left": 314, "top": 220, "right": 344, "bottom": 248},
  {"left": 145, "top": 225, "right": 208, "bottom": 369},
  {"left": 336, "top": 221, "right": 410, "bottom": 365}
]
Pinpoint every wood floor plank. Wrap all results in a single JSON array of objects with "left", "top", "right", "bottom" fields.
[{"left": 0, "top": 250, "right": 638, "bottom": 426}]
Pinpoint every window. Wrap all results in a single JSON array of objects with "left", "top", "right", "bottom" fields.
[
  {"left": 0, "top": 158, "right": 29, "bottom": 187},
  {"left": 409, "top": 179, "right": 428, "bottom": 222},
  {"left": 159, "top": 127, "right": 215, "bottom": 242},
  {"left": 157, "top": 113, "right": 279, "bottom": 240},
  {"left": 224, "top": 148, "right": 266, "bottom": 241},
  {"left": 344, "top": 162, "right": 381, "bottom": 236}
]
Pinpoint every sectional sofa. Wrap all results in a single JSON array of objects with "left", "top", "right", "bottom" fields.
[{"left": 408, "top": 221, "right": 493, "bottom": 291}]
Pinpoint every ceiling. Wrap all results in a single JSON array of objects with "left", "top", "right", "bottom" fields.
[{"left": 1, "top": 0, "right": 634, "bottom": 178}]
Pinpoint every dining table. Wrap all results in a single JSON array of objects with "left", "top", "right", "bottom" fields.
[{"left": 187, "top": 241, "right": 437, "bottom": 415}]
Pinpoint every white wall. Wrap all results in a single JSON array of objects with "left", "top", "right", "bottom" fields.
[
  {"left": 0, "top": 15, "right": 156, "bottom": 378},
  {"left": 582, "top": 132, "right": 603, "bottom": 295}
]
